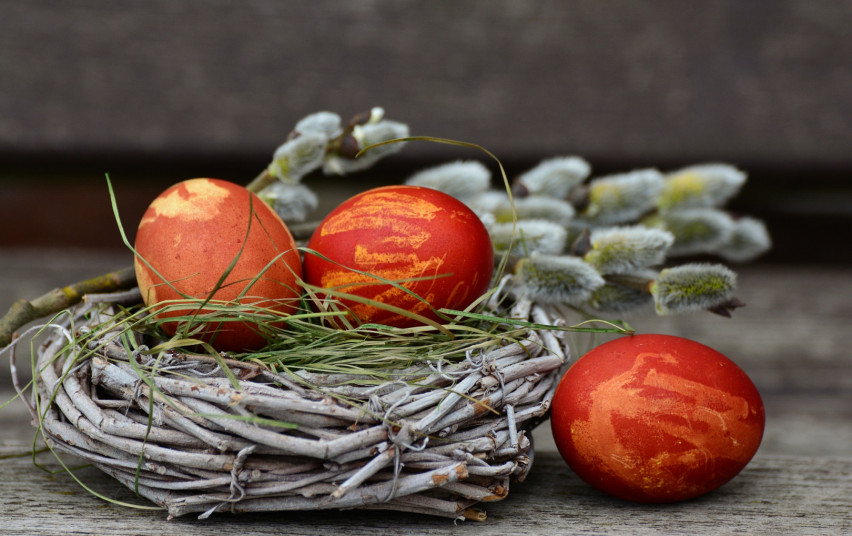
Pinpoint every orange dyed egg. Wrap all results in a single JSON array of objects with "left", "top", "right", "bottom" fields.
[
  {"left": 551, "top": 334, "right": 764, "bottom": 503},
  {"left": 303, "top": 185, "right": 493, "bottom": 327},
  {"left": 134, "top": 178, "right": 302, "bottom": 352}
]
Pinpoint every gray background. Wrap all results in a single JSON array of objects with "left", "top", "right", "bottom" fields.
[{"left": 2, "top": 0, "right": 851, "bottom": 263}]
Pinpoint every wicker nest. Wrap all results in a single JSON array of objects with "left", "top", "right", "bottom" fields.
[{"left": 29, "top": 297, "right": 568, "bottom": 521}]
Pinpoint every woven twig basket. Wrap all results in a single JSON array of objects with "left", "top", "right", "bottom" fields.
[{"left": 30, "top": 297, "right": 567, "bottom": 521}]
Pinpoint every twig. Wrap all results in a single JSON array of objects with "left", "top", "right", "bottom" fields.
[
  {"left": 0, "top": 266, "right": 137, "bottom": 348},
  {"left": 84, "top": 287, "right": 143, "bottom": 306},
  {"left": 244, "top": 168, "right": 276, "bottom": 194}
]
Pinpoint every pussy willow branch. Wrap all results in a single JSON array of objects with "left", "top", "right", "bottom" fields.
[
  {"left": 0, "top": 266, "right": 137, "bottom": 348},
  {"left": 244, "top": 108, "right": 371, "bottom": 194}
]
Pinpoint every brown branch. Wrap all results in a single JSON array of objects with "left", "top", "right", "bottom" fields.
[
  {"left": 604, "top": 273, "right": 654, "bottom": 292},
  {"left": 0, "top": 266, "right": 137, "bottom": 348},
  {"left": 244, "top": 168, "right": 276, "bottom": 194}
]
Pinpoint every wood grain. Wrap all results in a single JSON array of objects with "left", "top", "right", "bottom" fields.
[
  {"left": 2, "top": 0, "right": 852, "bottom": 167},
  {"left": 0, "top": 446, "right": 848, "bottom": 535}
]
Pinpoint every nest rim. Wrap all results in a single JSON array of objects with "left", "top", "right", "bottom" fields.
[{"left": 23, "top": 298, "right": 570, "bottom": 522}]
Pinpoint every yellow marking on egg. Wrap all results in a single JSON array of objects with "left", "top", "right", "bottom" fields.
[
  {"left": 382, "top": 231, "right": 432, "bottom": 250},
  {"left": 445, "top": 280, "right": 470, "bottom": 308},
  {"left": 320, "top": 250, "right": 447, "bottom": 289},
  {"left": 320, "top": 192, "right": 441, "bottom": 247},
  {"left": 570, "top": 351, "right": 755, "bottom": 486},
  {"left": 134, "top": 257, "right": 159, "bottom": 305},
  {"left": 351, "top": 284, "right": 435, "bottom": 323},
  {"left": 352, "top": 245, "right": 444, "bottom": 270},
  {"left": 319, "top": 246, "right": 449, "bottom": 322},
  {"left": 140, "top": 179, "right": 231, "bottom": 228}
]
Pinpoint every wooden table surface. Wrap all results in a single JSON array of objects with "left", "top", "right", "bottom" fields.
[{"left": 1, "top": 249, "right": 850, "bottom": 535}]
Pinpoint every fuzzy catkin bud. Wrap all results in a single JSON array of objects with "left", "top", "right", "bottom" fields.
[
  {"left": 514, "top": 253, "right": 605, "bottom": 304},
  {"left": 355, "top": 120, "right": 409, "bottom": 154},
  {"left": 657, "top": 164, "right": 746, "bottom": 211},
  {"left": 323, "top": 120, "right": 410, "bottom": 175},
  {"left": 587, "top": 282, "right": 653, "bottom": 313},
  {"left": 717, "top": 216, "right": 772, "bottom": 263},
  {"left": 257, "top": 182, "right": 319, "bottom": 223},
  {"left": 490, "top": 220, "right": 568, "bottom": 257},
  {"left": 514, "top": 157, "right": 591, "bottom": 199},
  {"left": 293, "top": 111, "right": 343, "bottom": 140},
  {"left": 405, "top": 160, "right": 491, "bottom": 200},
  {"left": 650, "top": 263, "right": 737, "bottom": 315},
  {"left": 581, "top": 169, "right": 664, "bottom": 225},
  {"left": 493, "top": 196, "right": 576, "bottom": 226},
  {"left": 643, "top": 208, "right": 734, "bottom": 256},
  {"left": 465, "top": 190, "right": 510, "bottom": 219},
  {"left": 268, "top": 132, "right": 329, "bottom": 183},
  {"left": 584, "top": 226, "right": 674, "bottom": 274}
]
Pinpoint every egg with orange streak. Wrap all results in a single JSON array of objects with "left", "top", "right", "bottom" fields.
[
  {"left": 551, "top": 334, "right": 764, "bottom": 503},
  {"left": 134, "top": 178, "right": 302, "bottom": 352},
  {"left": 303, "top": 185, "right": 494, "bottom": 327}
]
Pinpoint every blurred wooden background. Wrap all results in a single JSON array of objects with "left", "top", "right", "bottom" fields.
[{"left": 2, "top": 0, "right": 851, "bottom": 263}]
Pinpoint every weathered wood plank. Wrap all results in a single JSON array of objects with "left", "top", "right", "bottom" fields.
[
  {"left": 1, "top": 445, "right": 849, "bottom": 535},
  {"left": 2, "top": 0, "right": 852, "bottom": 167}
]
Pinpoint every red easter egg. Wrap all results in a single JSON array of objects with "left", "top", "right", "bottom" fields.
[
  {"left": 134, "top": 178, "right": 302, "bottom": 352},
  {"left": 303, "top": 185, "right": 493, "bottom": 327},
  {"left": 551, "top": 334, "right": 764, "bottom": 503}
]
